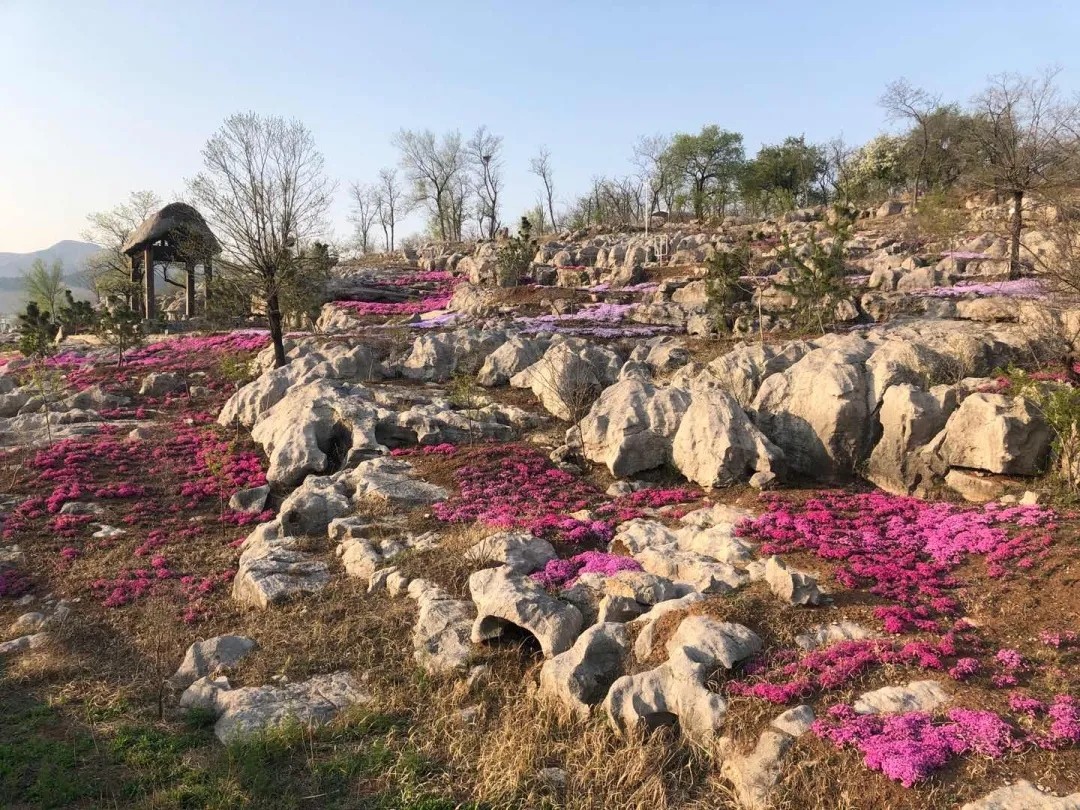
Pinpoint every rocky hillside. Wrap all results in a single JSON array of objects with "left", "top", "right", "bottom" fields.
[{"left": 0, "top": 205, "right": 1077, "bottom": 809}]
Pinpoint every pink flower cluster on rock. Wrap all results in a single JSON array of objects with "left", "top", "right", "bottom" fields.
[{"left": 531, "top": 551, "right": 642, "bottom": 590}]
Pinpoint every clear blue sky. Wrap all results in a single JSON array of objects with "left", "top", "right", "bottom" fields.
[{"left": 1, "top": 0, "right": 1078, "bottom": 253}]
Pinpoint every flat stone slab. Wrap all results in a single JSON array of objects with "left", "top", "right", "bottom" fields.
[{"left": 854, "top": 680, "right": 948, "bottom": 715}]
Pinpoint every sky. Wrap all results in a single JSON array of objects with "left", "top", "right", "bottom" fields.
[{"left": 1, "top": 0, "right": 1080, "bottom": 253}]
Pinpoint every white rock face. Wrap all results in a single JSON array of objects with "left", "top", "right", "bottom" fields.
[
  {"left": 278, "top": 476, "right": 352, "bottom": 536},
  {"left": 574, "top": 379, "right": 690, "bottom": 477},
  {"left": 469, "top": 565, "right": 583, "bottom": 657},
  {"left": 672, "top": 386, "right": 783, "bottom": 488},
  {"left": 764, "top": 556, "right": 823, "bottom": 606},
  {"left": 867, "top": 384, "right": 954, "bottom": 495},
  {"left": 752, "top": 343, "right": 875, "bottom": 480},
  {"left": 232, "top": 523, "right": 330, "bottom": 609},
  {"left": 961, "top": 781, "right": 1080, "bottom": 810},
  {"left": 511, "top": 340, "right": 622, "bottom": 421},
  {"left": 853, "top": 680, "right": 949, "bottom": 715},
  {"left": 465, "top": 531, "right": 557, "bottom": 575},
  {"left": 935, "top": 392, "right": 1052, "bottom": 475},
  {"left": 613, "top": 519, "right": 750, "bottom": 594},
  {"left": 794, "top": 622, "right": 877, "bottom": 650},
  {"left": 477, "top": 336, "right": 550, "bottom": 387},
  {"left": 249, "top": 380, "right": 385, "bottom": 487},
  {"left": 341, "top": 457, "right": 449, "bottom": 508},
  {"left": 605, "top": 615, "right": 760, "bottom": 739},
  {"left": 171, "top": 636, "right": 257, "bottom": 690},
  {"left": 539, "top": 622, "right": 630, "bottom": 720},
  {"left": 402, "top": 329, "right": 507, "bottom": 382},
  {"left": 210, "top": 672, "right": 370, "bottom": 743},
  {"left": 407, "top": 578, "right": 475, "bottom": 675}
]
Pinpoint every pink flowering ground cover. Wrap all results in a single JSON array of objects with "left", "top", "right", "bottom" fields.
[
  {"left": 1, "top": 332, "right": 271, "bottom": 622},
  {"left": 421, "top": 443, "right": 699, "bottom": 545},
  {"left": 735, "top": 491, "right": 1057, "bottom": 632},
  {"left": 332, "top": 271, "right": 459, "bottom": 317},
  {"left": 726, "top": 489, "right": 1079, "bottom": 789}
]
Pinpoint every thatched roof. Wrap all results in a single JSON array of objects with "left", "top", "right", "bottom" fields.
[{"left": 122, "top": 202, "right": 221, "bottom": 257}]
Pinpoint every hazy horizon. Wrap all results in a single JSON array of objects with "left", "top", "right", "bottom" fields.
[{"left": 3, "top": 0, "right": 1080, "bottom": 254}]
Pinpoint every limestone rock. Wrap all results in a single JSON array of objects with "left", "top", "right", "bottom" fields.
[
  {"left": 854, "top": 680, "right": 949, "bottom": 715},
  {"left": 672, "top": 386, "right": 783, "bottom": 488},
  {"left": 469, "top": 566, "right": 583, "bottom": 657},
  {"left": 961, "top": 781, "right": 1080, "bottom": 810},
  {"left": 764, "top": 556, "right": 822, "bottom": 606},
  {"left": 465, "top": 531, "right": 557, "bottom": 575},
  {"left": 232, "top": 524, "right": 330, "bottom": 609},
  {"left": 752, "top": 343, "right": 874, "bottom": 480},
  {"left": 212, "top": 672, "right": 370, "bottom": 743},
  {"left": 935, "top": 393, "right": 1051, "bottom": 475},
  {"left": 574, "top": 379, "right": 690, "bottom": 477},
  {"left": 539, "top": 622, "right": 630, "bottom": 719},
  {"left": 171, "top": 636, "right": 257, "bottom": 690}
]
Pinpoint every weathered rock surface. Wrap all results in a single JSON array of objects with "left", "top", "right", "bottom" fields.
[
  {"left": 934, "top": 393, "right": 1051, "bottom": 475},
  {"left": 672, "top": 386, "right": 783, "bottom": 488},
  {"left": 574, "top": 379, "right": 690, "bottom": 477},
  {"left": 232, "top": 523, "right": 330, "bottom": 609},
  {"left": 539, "top": 622, "right": 630, "bottom": 719},
  {"left": 171, "top": 636, "right": 257, "bottom": 690},
  {"left": 465, "top": 531, "right": 558, "bottom": 575},
  {"left": 853, "top": 679, "right": 949, "bottom": 714},
  {"left": 961, "top": 781, "right": 1080, "bottom": 810},
  {"left": 605, "top": 616, "right": 760, "bottom": 739},
  {"left": 209, "top": 672, "right": 370, "bottom": 743},
  {"left": 469, "top": 566, "right": 583, "bottom": 657},
  {"left": 764, "top": 556, "right": 823, "bottom": 606},
  {"left": 511, "top": 340, "right": 622, "bottom": 420}
]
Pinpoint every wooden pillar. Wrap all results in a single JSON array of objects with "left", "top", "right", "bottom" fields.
[
  {"left": 143, "top": 246, "right": 156, "bottom": 320},
  {"left": 204, "top": 257, "right": 213, "bottom": 304},
  {"left": 129, "top": 254, "right": 143, "bottom": 314},
  {"left": 185, "top": 260, "right": 196, "bottom": 318}
]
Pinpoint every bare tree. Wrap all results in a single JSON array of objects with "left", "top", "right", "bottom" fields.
[
  {"left": 530, "top": 147, "right": 558, "bottom": 233},
  {"left": 880, "top": 78, "right": 943, "bottom": 204},
  {"left": 188, "top": 112, "right": 334, "bottom": 368},
  {"left": 394, "top": 129, "right": 467, "bottom": 242},
  {"left": 349, "top": 182, "right": 379, "bottom": 253},
  {"left": 633, "top": 134, "right": 677, "bottom": 215},
  {"left": 963, "top": 68, "right": 1080, "bottom": 277},
  {"left": 82, "top": 190, "right": 162, "bottom": 301},
  {"left": 467, "top": 126, "right": 503, "bottom": 239},
  {"left": 374, "top": 168, "right": 408, "bottom": 252}
]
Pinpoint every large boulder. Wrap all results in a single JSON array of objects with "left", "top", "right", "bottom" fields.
[
  {"left": 402, "top": 330, "right": 506, "bottom": 382},
  {"left": 539, "top": 622, "right": 630, "bottom": 720},
  {"left": 933, "top": 393, "right": 1051, "bottom": 475},
  {"left": 574, "top": 379, "right": 690, "bottom": 477},
  {"left": 751, "top": 343, "right": 874, "bottom": 480},
  {"left": 232, "top": 523, "right": 331, "bottom": 609},
  {"left": 867, "top": 384, "right": 955, "bottom": 495},
  {"left": 210, "top": 672, "right": 370, "bottom": 743},
  {"left": 605, "top": 616, "right": 760, "bottom": 739},
  {"left": 406, "top": 578, "right": 475, "bottom": 675},
  {"left": 511, "top": 340, "right": 623, "bottom": 421},
  {"left": 249, "top": 380, "right": 385, "bottom": 487},
  {"left": 672, "top": 387, "right": 783, "bottom": 488},
  {"left": 469, "top": 566, "right": 583, "bottom": 657},
  {"left": 477, "top": 336, "right": 550, "bottom": 387}
]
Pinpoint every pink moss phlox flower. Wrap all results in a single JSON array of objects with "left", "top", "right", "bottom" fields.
[{"left": 531, "top": 551, "right": 641, "bottom": 590}]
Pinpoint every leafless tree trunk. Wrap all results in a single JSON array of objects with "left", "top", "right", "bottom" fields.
[
  {"left": 349, "top": 181, "right": 379, "bottom": 253},
  {"left": 468, "top": 126, "right": 503, "bottom": 239},
  {"left": 188, "top": 112, "right": 333, "bottom": 368},
  {"left": 963, "top": 68, "right": 1080, "bottom": 278},
  {"left": 374, "top": 168, "right": 408, "bottom": 252},
  {"left": 394, "top": 129, "right": 467, "bottom": 242},
  {"left": 531, "top": 147, "right": 558, "bottom": 234},
  {"left": 880, "top": 78, "right": 942, "bottom": 204}
]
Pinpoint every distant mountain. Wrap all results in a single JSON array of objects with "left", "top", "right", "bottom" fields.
[{"left": 0, "top": 240, "right": 103, "bottom": 278}]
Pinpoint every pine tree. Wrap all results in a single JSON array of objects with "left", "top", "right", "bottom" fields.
[{"left": 95, "top": 302, "right": 144, "bottom": 367}]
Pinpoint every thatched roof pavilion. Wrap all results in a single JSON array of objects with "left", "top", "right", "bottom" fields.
[{"left": 123, "top": 203, "right": 221, "bottom": 320}]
